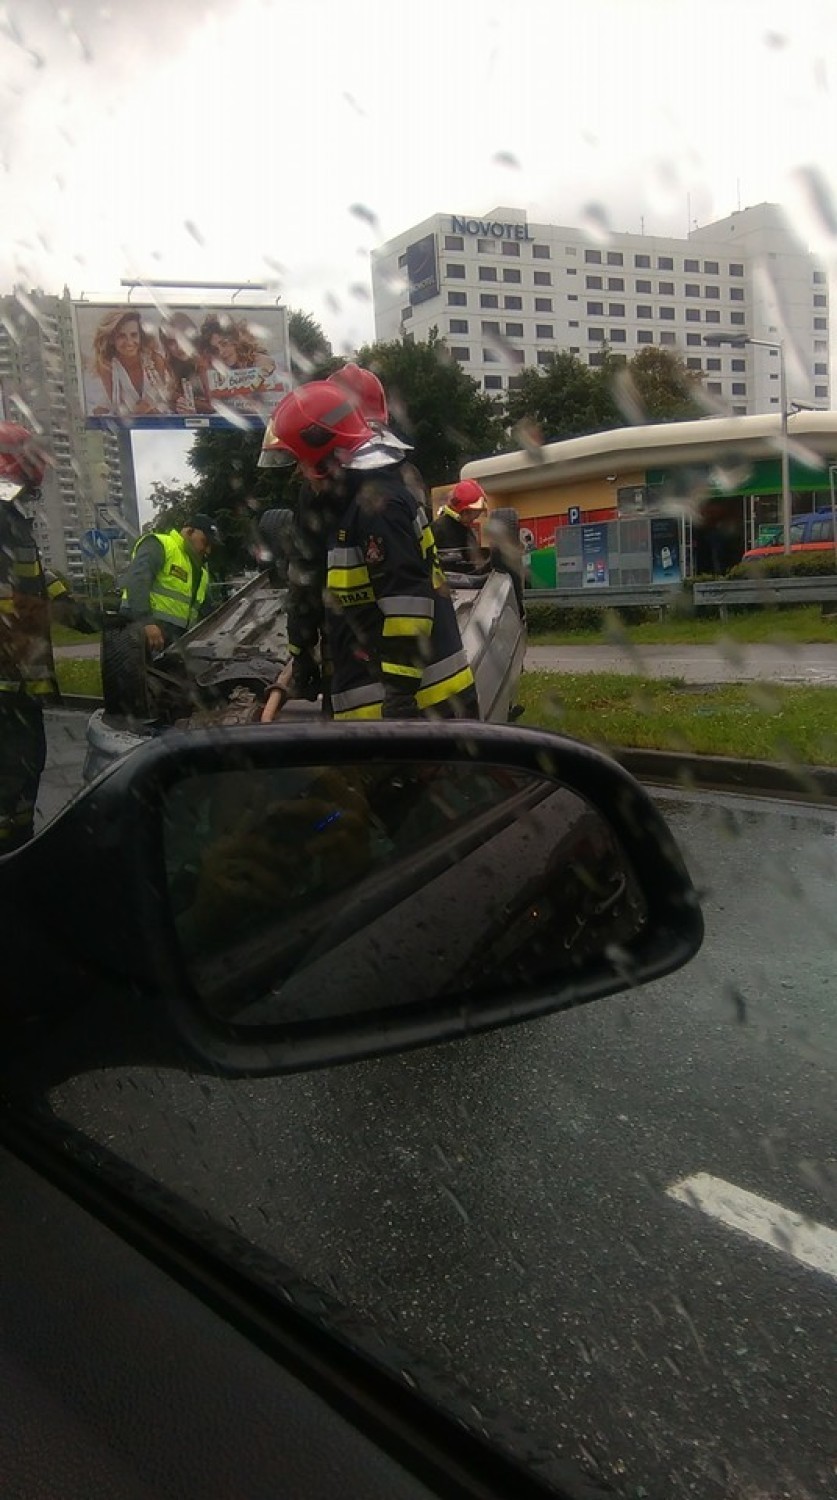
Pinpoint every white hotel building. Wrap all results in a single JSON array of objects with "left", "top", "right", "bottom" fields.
[{"left": 371, "top": 203, "right": 829, "bottom": 417}]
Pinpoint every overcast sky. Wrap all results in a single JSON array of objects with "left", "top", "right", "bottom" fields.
[{"left": 2, "top": 0, "right": 837, "bottom": 515}]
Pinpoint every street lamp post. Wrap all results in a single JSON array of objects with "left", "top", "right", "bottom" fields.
[{"left": 705, "top": 334, "right": 792, "bottom": 556}]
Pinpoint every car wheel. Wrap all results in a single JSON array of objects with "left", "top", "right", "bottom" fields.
[{"left": 101, "top": 616, "right": 152, "bottom": 719}]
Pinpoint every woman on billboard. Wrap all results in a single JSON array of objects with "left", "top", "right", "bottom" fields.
[
  {"left": 198, "top": 315, "right": 276, "bottom": 380},
  {"left": 158, "top": 313, "right": 213, "bottom": 415},
  {"left": 89, "top": 308, "right": 169, "bottom": 417}
]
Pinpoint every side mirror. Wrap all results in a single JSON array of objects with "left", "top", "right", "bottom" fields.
[{"left": 2, "top": 723, "right": 703, "bottom": 1076}]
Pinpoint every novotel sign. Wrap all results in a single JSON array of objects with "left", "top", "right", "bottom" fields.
[{"left": 451, "top": 215, "right": 534, "bottom": 242}]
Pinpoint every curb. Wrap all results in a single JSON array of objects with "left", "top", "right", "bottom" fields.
[
  {"left": 57, "top": 695, "right": 105, "bottom": 713},
  {"left": 52, "top": 697, "right": 837, "bottom": 806},
  {"left": 612, "top": 745, "right": 837, "bottom": 805}
]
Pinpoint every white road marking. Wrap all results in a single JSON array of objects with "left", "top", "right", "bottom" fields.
[{"left": 667, "top": 1172, "right": 837, "bottom": 1282}]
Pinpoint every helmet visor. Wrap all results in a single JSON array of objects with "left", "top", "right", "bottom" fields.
[{"left": 257, "top": 446, "right": 296, "bottom": 470}]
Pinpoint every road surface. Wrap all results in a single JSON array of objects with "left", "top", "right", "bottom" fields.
[
  {"left": 27, "top": 715, "right": 837, "bottom": 1499},
  {"left": 526, "top": 641, "right": 837, "bottom": 684},
  {"left": 53, "top": 642, "right": 100, "bottom": 659},
  {"left": 54, "top": 640, "right": 837, "bottom": 682}
]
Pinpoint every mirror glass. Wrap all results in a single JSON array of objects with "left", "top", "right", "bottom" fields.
[{"left": 162, "top": 760, "right": 648, "bottom": 1025}]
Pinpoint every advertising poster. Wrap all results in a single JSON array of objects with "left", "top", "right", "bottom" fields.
[
  {"left": 581, "top": 523, "right": 610, "bottom": 587},
  {"left": 531, "top": 513, "right": 562, "bottom": 548},
  {"left": 73, "top": 303, "right": 292, "bottom": 430},
  {"left": 405, "top": 234, "right": 439, "bottom": 306},
  {"left": 650, "top": 515, "right": 682, "bottom": 583}
]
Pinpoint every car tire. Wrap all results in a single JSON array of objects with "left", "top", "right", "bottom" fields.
[{"left": 101, "top": 616, "right": 151, "bottom": 719}]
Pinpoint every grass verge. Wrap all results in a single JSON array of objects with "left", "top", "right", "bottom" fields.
[
  {"left": 51, "top": 623, "right": 102, "bottom": 647},
  {"left": 519, "top": 671, "right": 837, "bottom": 766},
  {"left": 56, "top": 658, "right": 103, "bottom": 697},
  {"left": 529, "top": 605, "right": 837, "bottom": 647}
]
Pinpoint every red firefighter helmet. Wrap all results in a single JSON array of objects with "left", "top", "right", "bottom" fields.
[
  {"left": 328, "top": 363, "right": 388, "bottom": 426},
  {"left": 0, "top": 422, "right": 48, "bottom": 488},
  {"left": 260, "top": 383, "right": 376, "bottom": 477},
  {"left": 448, "top": 478, "right": 488, "bottom": 513}
]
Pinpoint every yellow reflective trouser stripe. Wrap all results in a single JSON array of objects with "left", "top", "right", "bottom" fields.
[
  {"left": 382, "top": 617, "right": 433, "bottom": 638},
  {"left": 382, "top": 661, "right": 423, "bottom": 680},
  {"left": 420, "top": 648, "right": 468, "bottom": 688},
  {"left": 46, "top": 579, "right": 67, "bottom": 599},
  {"left": 327, "top": 567, "right": 370, "bottom": 590},
  {"left": 14, "top": 562, "right": 40, "bottom": 578},
  {"left": 288, "top": 643, "right": 301, "bottom": 656},
  {"left": 333, "top": 702, "right": 383, "bottom": 721},
  {"left": 417, "top": 666, "right": 474, "bottom": 709},
  {"left": 0, "top": 679, "right": 53, "bottom": 694},
  {"left": 0, "top": 599, "right": 16, "bottom": 613}
]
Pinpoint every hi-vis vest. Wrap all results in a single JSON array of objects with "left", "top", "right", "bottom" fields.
[
  {"left": 126, "top": 529, "right": 208, "bottom": 632},
  {"left": 0, "top": 500, "right": 63, "bottom": 698}
]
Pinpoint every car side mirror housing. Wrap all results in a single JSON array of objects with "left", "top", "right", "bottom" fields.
[{"left": 1, "top": 723, "right": 703, "bottom": 1076}]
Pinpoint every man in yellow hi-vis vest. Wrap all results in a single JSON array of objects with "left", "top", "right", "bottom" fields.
[
  {"left": 0, "top": 422, "right": 100, "bottom": 852},
  {"left": 120, "top": 514, "right": 217, "bottom": 653}
]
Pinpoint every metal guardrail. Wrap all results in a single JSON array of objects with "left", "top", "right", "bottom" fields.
[
  {"left": 526, "top": 575, "right": 837, "bottom": 619},
  {"left": 525, "top": 586, "right": 676, "bottom": 614},
  {"left": 693, "top": 576, "right": 837, "bottom": 617}
]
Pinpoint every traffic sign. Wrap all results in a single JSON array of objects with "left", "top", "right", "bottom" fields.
[
  {"left": 80, "top": 528, "right": 110, "bottom": 560},
  {"left": 568, "top": 505, "right": 581, "bottom": 525}
]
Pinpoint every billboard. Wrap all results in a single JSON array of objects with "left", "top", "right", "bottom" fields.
[
  {"left": 73, "top": 303, "right": 292, "bottom": 431},
  {"left": 405, "top": 234, "right": 439, "bottom": 306}
]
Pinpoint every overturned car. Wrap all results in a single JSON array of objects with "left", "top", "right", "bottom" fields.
[{"left": 83, "top": 561, "right": 527, "bottom": 784}]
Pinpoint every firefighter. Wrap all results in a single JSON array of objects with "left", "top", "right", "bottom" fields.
[
  {"left": 0, "top": 422, "right": 100, "bottom": 852},
  {"left": 259, "top": 382, "right": 478, "bottom": 722},
  {"left": 119, "top": 513, "right": 217, "bottom": 653},
  {"left": 257, "top": 364, "right": 424, "bottom": 712},
  {"left": 431, "top": 478, "right": 490, "bottom": 575}
]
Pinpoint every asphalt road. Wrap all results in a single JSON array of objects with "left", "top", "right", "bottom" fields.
[
  {"left": 54, "top": 639, "right": 837, "bottom": 681},
  {"left": 30, "top": 712, "right": 837, "bottom": 1500},
  {"left": 526, "top": 641, "right": 837, "bottom": 684}
]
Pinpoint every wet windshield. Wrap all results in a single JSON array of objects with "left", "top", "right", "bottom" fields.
[{"left": 2, "top": 3, "right": 836, "bottom": 1498}]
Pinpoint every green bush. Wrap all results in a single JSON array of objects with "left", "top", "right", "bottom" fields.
[
  {"left": 728, "top": 553, "right": 837, "bottom": 580},
  {"left": 526, "top": 602, "right": 675, "bottom": 635},
  {"left": 525, "top": 603, "right": 605, "bottom": 635}
]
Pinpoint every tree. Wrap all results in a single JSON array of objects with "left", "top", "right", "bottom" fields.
[
  {"left": 148, "top": 479, "right": 198, "bottom": 535},
  {"left": 355, "top": 329, "right": 505, "bottom": 485},
  {"left": 505, "top": 350, "right": 619, "bottom": 442},
  {"left": 505, "top": 346, "right": 705, "bottom": 443},
  {"left": 288, "top": 309, "right": 337, "bottom": 378},
  {"left": 618, "top": 346, "right": 705, "bottom": 423},
  {"left": 185, "top": 428, "right": 288, "bottom": 575}
]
